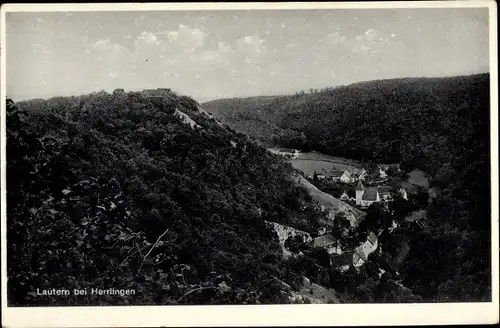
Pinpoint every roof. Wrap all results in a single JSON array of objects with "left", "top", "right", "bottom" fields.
[
  {"left": 353, "top": 253, "right": 361, "bottom": 264},
  {"left": 355, "top": 180, "right": 364, "bottom": 191},
  {"left": 341, "top": 190, "right": 354, "bottom": 198},
  {"left": 355, "top": 247, "right": 368, "bottom": 262},
  {"left": 330, "top": 170, "right": 347, "bottom": 178},
  {"left": 362, "top": 188, "right": 379, "bottom": 201},
  {"left": 312, "top": 234, "right": 336, "bottom": 248},
  {"left": 368, "top": 232, "right": 377, "bottom": 244},
  {"left": 377, "top": 185, "right": 391, "bottom": 193}
]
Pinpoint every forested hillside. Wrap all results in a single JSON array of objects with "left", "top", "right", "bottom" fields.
[
  {"left": 204, "top": 74, "right": 492, "bottom": 302},
  {"left": 7, "top": 91, "right": 337, "bottom": 305},
  {"left": 203, "top": 74, "right": 489, "bottom": 174}
]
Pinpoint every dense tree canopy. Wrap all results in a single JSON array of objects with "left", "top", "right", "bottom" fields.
[{"left": 7, "top": 91, "right": 332, "bottom": 305}]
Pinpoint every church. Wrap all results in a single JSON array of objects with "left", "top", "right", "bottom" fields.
[
  {"left": 355, "top": 181, "right": 390, "bottom": 207},
  {"left": 355, "top": 181, "right": 379, "bottom": 207}
]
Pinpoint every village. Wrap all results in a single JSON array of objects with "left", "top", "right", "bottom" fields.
[{"left": 267, "top": 147, "right": 428, "bottom": 277}]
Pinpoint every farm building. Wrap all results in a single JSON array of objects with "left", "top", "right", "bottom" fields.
[
  {"left": 268, "top": 148, "right": 301, "bottom": 159},
  {"left": 331, "top": 169, "right": 353, "bottom": 183},
  {"left": 355, "top": 181, "right": 400, "bottom": 207},
  {"left": 353, "top": 231, "right": 378, "bottom": 268},
  {"left": 311, "top": 234, "right": 342, "bottom": 255},
  {"left": 340, "top": 190, "right": 355, "bottom": 202}
]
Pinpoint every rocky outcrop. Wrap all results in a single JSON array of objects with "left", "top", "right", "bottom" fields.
[{"left": 265, "top": 221, "right": 311, "bottom": 259}]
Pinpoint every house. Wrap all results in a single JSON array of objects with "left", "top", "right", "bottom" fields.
[
  {"left": 353, "top": 231, "right": 378, "bottom": 268},
  {"left": 355, "top": 181, "right": 397, "bottom": 207},
  {"left": 357, "top": 168, "right": 368, "bottom": 181},
  {"left": 340, "top": 190, "right": 355, "bottom": 202},
  {"left": 311, "top": 234, "right": 342, "bottom": 255},
  {"left": 377, "top": 185, "right": 393, "bottom": 202},
  {"left": 352, "top": 249, "right": 367, "bottom": 267},
  {"left": 268, "top": 148, "right": 300, "bottom": 159},
  {"left": 316, "top": 174, "right": 326, "bottom": 180},
  {"left": 399, "top": 188, "right": 408, "bottom": 200},
  {"left": 378, "top": 166, "right": 388, "bottom": 179},
  {"left": 330, "top": 169, "right": 353, "bottom": 183},
  {"left": 113, "top": 88, "right": 125, "bottom": 95}
]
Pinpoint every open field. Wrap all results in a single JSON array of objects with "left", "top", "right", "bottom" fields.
[
  {"left": 290, "top": 159, "right": 355, "bottom": 176},
  {"left": 289, "top": 151, "right": 363, "bottom": 176},
  {"left": 289, "top": 151, "right": 399, "bottom": 177}
]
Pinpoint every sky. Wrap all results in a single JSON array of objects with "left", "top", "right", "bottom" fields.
[{"left": 5, "top": 8, "right": 490, "bottom": 102}]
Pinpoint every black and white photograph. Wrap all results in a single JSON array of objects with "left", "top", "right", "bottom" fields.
[{"left": 1, "top": 1, "right": 498, "bottom": 327}]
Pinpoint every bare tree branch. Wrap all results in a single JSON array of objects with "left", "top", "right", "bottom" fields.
[
  {"left": 137, "top": 229, "right": 169, "bottom": 273},
  {"left": 175, "top": 286, "right": 217, "bottom": 304}
]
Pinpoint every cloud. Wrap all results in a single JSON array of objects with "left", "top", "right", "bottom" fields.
[
  {"left": 350, "top": 28, "right": 398, "bottom": 56},
  {"left": 352, "top": 43, "right": 382, "bottom": 55},
  {"left": 134, "top": 32, "right": 160, "bottom": 49},
  {"left": 32, "top": 43, "right": 50, "bottom": 54},
  {"left": 107, "top": 70, "right": 119, "bottom": 79},
  {"left": 198, "top": 41, "right": 233, "bottom": 66},
  {"left": 236, "top": 35, "right": 266, "bottom": 54},
  {"left": 131, "top": 25, "right": 206, "bottom": 62},
  {"left": 358, "top": 28, "right": 382, "bottom": 42},
  {"left": 235, "top": 35, "right": 267, "bottom": 66},
  {"left": 157, "top": 24, "right": 206, "bottom": 50},
  {"left": 91, "top": 39, "right": 130, "bottom": 57},
  {"left": 320, "top": 32, "right": 347, "bottom": 44}
]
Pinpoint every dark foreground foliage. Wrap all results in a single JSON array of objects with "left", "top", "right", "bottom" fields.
[
  {"left": 7, "top": 91, "right": 331, "bottom": 305},
  {"left": 204, "top": 74, "right": 492, "bottom": 302}
]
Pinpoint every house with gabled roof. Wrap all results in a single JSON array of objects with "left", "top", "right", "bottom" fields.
[
  {"left": 311, "top": 234, "right": 342, "bottom": 255},
  {"left": 331, "top": 169, "right": 353, "bottom": 183},
  {"left": 113, "top": 88, "right": 125, "bottom": 95},
  {"left": 378, "top": 165, "right": 388, "bottom": 179},
  {"left": 353, "top": 231, "right": 378, "bottom": 268},
  {"left": 269, "top": 148, "right": 300, "bottom": 159},
  {"left": 357, "top": 168, "right": 368, "bottom": 181},
  {"left": 399, "top": 188, "right": 408, "bottom": 200},
  {"left": 340, "top": 190, "right": 355, "bottom": 202},
  {"left": 377, "top": 185, "right": 393, "bottom": 202},
  {"left": 355, "top": 181, "right": 398, "bottom": 207}
]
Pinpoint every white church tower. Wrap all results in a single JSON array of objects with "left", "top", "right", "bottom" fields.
[{"left": 355, "top": 180, "right": 364, "bottom": 205}]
